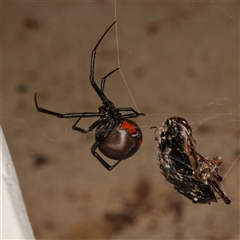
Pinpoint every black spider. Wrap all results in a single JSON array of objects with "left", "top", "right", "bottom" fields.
[{"left": 35, "top": 21, "right": 145, "bottom": 171}]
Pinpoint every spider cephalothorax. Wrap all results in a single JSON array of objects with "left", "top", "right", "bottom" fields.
[{"left": 35, "top": 21, "right": 145, "bottom": 170}]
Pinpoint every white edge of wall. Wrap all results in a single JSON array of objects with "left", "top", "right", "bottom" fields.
[{"left": 0, "top": 126, "right": 35, "bottom": 240}]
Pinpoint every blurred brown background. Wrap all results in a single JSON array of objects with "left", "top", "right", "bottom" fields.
[{"left": 2, "top": 1, "right": 239, "bottom": 239}]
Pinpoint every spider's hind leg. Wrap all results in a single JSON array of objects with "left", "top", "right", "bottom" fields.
[
  {"left": 72, "top": 117, "right": 102, "bottom": 134},
  {"left": 91, "top": 141, "right": 123, "bottom": 171}
]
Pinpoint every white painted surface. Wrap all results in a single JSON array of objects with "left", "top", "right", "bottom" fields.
[{"left": 1, "top": 126, "right": 35, "bottom": 240}]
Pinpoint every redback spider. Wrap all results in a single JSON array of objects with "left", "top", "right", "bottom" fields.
[{"left": 35, "top": 21, "right": 145, "bottom": 171}]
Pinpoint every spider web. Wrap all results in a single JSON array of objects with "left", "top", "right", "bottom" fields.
[
  {"left": 112, "top": 1, "right": 240, "bottom": 179},
  {"left": 1, "top": 1, "right": 238, "bottom": 182},
  {"left": 1, "top": 1, "right": 239, "bottom": 239}
]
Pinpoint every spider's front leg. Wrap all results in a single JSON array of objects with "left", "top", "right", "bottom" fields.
[
  {"left": 91, "top": 141, "right": 123, "bottom": 171},
  {"left": 100, "top": 68, "right": 119, "bottom": 93},
  {"left": 118, "top": 107, "right": 145, "bottom": 118}
]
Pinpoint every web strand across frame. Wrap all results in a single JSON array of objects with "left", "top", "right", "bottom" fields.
[
  {"left": 224, "top": 155, "right": 240, "bottom": 178},
  {"left": 193, "top": 110, "right": 240, "bottom": 178},
  {"left": 114, "top": 0, "right": 141, "bottom": 113}
]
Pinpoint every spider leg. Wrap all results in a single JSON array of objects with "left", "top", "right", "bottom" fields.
[
  {"left": 91, "top": 141, "right": 123, "bottom": 171},
  {"left": 90, "top": 21, "right": 116, "bottom": 102},
  {"left": 94, "top": 119, "right": 115, "bottom": 139},
  {"left": 72, "top": 117, "right": 102, "bottom": 134},
  {"left": 35, "top": 93, "right": 100, "bottom": 118},
  {"left": 100, "top": 68, "right": 119, "bottom": 93},
  {"left": 117, "top": 107, "right": 145, "bottom": 118}
]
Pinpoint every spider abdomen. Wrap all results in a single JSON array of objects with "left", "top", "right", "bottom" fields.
[{"left": 96, "top": 120, "right": 142, "bottom": 160}]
